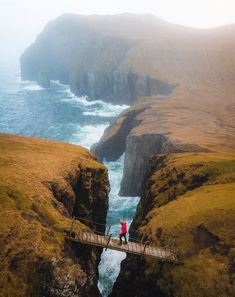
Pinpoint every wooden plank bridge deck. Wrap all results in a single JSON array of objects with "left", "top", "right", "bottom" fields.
[{"left": 66, "top": 231, "right": 178, "bottom": 263}]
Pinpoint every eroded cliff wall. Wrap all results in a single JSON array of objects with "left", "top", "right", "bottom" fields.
[
  {"left": 0, "top": 133, "right": 109, "bottom": 297},
  {"left": 93, "top": 95, "right": 212, "bottom": 196}
]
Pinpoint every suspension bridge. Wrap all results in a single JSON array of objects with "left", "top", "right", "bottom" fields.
[{"left": 65, "top": 217, "right": 178, "bottom": 263}]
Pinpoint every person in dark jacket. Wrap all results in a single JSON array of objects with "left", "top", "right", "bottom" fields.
[{"left": 119, "top": 219, "right": 127, "bottom": 245}]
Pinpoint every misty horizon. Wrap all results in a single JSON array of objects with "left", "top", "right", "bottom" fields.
[{"left": 0, "top": 0, "right": 234, "bottom": 68}]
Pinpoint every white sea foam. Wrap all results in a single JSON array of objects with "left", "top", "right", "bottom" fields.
[
  {"left": 83, "top": 99, "right": 128, "bottom": 117},
  {"left": 80, "top": 97, "right": 129, "bottom": 112},
  {"left": 63, "top": 94, "right": 128, "bottom": 117},
  {"left": 20, "top": 79, "right": 44, "bottom": 91},
  {"left": 62, "top": 94, "right": 105, "bottom": 106},
  {"left": 82, "top": 109, "right": 121, "bottom": 117},
  {"left": 50, "top": 80, "right": 64, "bottom": 86},
  {"left": 52, "top": 81, "right": 129, "bottom": 118},
  {"left": 61, "top": 90, "right": 128, "bottom": 109},
  {"left": 98, "top": 249, "right": 126, "bottom": 295},
  {"left": 22, "top": 84, "right": 44, "bottom": 91},
  {"left": 69, "top": 123, "right": 109, "bottom": 149},
  {"left": 61, "top": 95, "right": 96, "bottom": 106}
]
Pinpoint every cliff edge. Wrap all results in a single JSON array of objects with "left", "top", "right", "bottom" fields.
[{"left": 0, "top": 133, "right": 109, "bottom": 297}]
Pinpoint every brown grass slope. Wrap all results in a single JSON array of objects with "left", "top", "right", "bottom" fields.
[
  {"left": 110, "top": 152, "right": 235, "bottom": 297},
  {"left": 0, "top": 133, "right": 109, "bottom": 297}
]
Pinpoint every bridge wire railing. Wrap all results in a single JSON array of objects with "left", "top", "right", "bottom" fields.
[{"left": 66, "top": 216, "right": 178, "bottom": 262}]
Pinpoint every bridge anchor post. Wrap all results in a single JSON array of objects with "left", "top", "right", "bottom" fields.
[
  {"left": 105, "top": 234, "right": 112, "bottom": 251},
  {"left": 142, "top": 242, "right": 147, "bottom": 255}
]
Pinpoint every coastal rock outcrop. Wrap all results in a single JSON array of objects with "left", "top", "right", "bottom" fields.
[
  {"left": 109, "top": 153, "right": 235, "bottom": 297},
  {"left": 0, "top": 133, "right": 109, "bottom": 297},
  {"left": 20, "top": 14, "right": 175, "bottom": 105}
]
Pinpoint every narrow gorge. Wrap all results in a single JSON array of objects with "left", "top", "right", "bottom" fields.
[{"left": 1, "top": 12, "right": 234, "bottom": 297}]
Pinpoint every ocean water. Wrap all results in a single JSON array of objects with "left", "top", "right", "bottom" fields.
[{"left": 0, "top": 67, "right": 139, "bottom": 296}]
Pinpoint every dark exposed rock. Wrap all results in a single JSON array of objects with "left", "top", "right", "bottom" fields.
[
  {"left": 109, "top": 256, "right": 166, "bottom": 297},
  {"left": 42, "top": 166, "right": 109, "bottom": 297},
  {"left": 92, "top": 109, "right": 145, "bottom": 162},
  {"left": 119, "top": 134, "right": 182, "bottom": 196}
]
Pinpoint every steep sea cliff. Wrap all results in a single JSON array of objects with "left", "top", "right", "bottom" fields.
[
  {"left": 0, "top": 134, "right": 110, "bottom": 297},
  {"left": 20, "top": 14, "right": 175, "bottom": 105}
]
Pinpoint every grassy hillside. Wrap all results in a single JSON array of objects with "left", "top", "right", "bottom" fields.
[
  {"left": 110, "top": 152, "right": 235, "bottom": 297},
  {"left": 0, "top": 133, "right": 109, "bottom": 297}
]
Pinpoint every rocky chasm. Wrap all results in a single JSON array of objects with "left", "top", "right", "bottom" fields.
[{"left": 16, "top": 12, "right": 235, "bottom": 297}]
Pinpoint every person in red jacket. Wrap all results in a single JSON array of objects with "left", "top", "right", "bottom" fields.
[{"left": 119, "top": 219, "right": 128, "bottom": 245}]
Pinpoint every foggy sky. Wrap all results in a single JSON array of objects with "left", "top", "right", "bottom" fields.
[{"left": 0, "top": 0, "right": 235, "bottom": 68}]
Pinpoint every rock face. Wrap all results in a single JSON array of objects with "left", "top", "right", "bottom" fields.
[
  {"left": 20, "top": 13, "right": 235, "bottom": 107},
  {"left": 92, "top": 96, "right": 212, "bottom": 196},
  {"left": 20, "top": 14, "right": 175, "bottom": 105},
  {"left": 109, "top": 153, "right": 235, "bottom": 297},
  {"left": 120, "top": 134, "right": 208, "bottom": 196},
  {"left": 0, "top": 133, "right": 110, "bottom": 297},
  {"left": 92, "top": 108, "right": 146, "bottom": 162}
]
